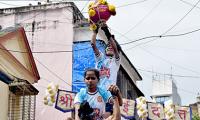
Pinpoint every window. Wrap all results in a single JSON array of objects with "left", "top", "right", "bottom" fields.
[
  {"left": 8, "top": 79, "right": 38, "bottom": 120},
  {"left": 117, "top": 66, "right": 138, "bottom": 99},
  {"left": 8, "top": 93, "right": 36, "bottom": 120},
  {"left": 155, "top": 96, "right": 170, "bottom": 103}
]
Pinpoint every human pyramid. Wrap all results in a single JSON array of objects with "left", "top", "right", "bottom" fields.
[{"left": 73, "top": 0, "right": 123, "bottom": 120}]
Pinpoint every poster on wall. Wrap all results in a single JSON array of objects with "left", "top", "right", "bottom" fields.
[{"left": 55, "top": 89, "right": 76, "bottom": 112}]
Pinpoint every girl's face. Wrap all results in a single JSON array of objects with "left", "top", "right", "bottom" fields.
[{"left": 84, "top": 71, "right": 98, "bottom": 90}]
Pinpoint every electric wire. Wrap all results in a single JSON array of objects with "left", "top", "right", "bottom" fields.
[
  {"left": 117, "top": 0, "right": 149, "bottom": 8},
  {"left": 163, "top": 0, "right": 200, "bottom": 35},
  {"left": 138, "top": 70, "right": 197, "bottom": 95},
  {"left": 178, "top": 0, "right": 200, "bottom": 10},
  {"left": 2, "top": 0, "right": 200, "bottom": 48},
  {"left": 137, "top": 68, "right": 200, "bottom": 78},
  {"left": 80, "top": 0, "right": 90, "bottom": 13},
  {"left": 121, "top": 0, "right": 200, "bottom": 47},
  {"left": 1, "top": 24, "right": 200, "bottom": 53},
  {"left": 1, "top": 1, "right": 200, "bottom": 98},
  {"left": 81, "top": 0, "right": 150, "bottom": 14},
  {"left": 0, "top": 52, "right": 71, "bottom": 90},
  {"left": 23, "top": 25, "right": 200, "bottom": 51},
  {"left": 119, "top": 0, "right": 163, "bottom": 39},
  {"left": 140, "top": 47, "right": 200, "bottom": 74},
  {"left": 120, "top": 28, "right": 200, "bottom": 45},
  {"left": 143, "top": 44, "right": 200, "bottom": 53},
  {"left": 34, "top": 57, "right": 72, "bottom": 87}
]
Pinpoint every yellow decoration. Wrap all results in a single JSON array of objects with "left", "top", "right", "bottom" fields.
[
  {"left": 136, "top": 104, "right": 142, "bottom": 109},
  {"left": 90, "top": 24, "right": 97, "bottom": 31},
  {"left": 98, "top": 0, "right": 106, "bottom": 4},
  {"left": 164, "top": 100, "right": 175, "bottom": 120},
  {"left": 88, "top": 9, "right": 96, "bottom": 17},
  {"left": 50, "top": 92, "right": 55, "bottom": 98},
  {"left": 44, "top": 100, "right": 48, "bottom": 105},
  {"left": 167, "top": 112, "right": 172, "bottom": 116},
  {"left": 48, "top": 102, "right": 53, "bottom": 106},
  {"left": 141, "top": 99, "right": 146, "bottom": 104},
  {"left": 44, "top": 96, "right": 47, "bottom": 100},
  {"left": 88, "top": 1, "right": 94, "bottom": 9},
  {"left": 108, "top": 4, "right": 116, "bottom": 12},
  {"left": 48, "top": 89, "right": 53, "bottom": 94},
  {"left": 55, "top": 84, "right": 59, "bottom": 91},
  {"left": 44, "top": 82, "right": 59, "bottom": 106},
  {"left": 47, "top": 84, "right": 52, "bottom": 90},
  {"left": 51, "top": 98, "right": 56, "bottom": 103},
  {"left": 136, "top": 96, "right": 148, "bottom": 118}
]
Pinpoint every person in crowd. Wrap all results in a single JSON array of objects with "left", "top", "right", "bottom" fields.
[
  {"left": 91, "top": 23, "right": 122, "bottom": 106},
  {"left": 74, "top": 68, "right": 122, "bottom": 120},
  {"left": 91, "top": 23, "right": 120, "bottom": 91}
]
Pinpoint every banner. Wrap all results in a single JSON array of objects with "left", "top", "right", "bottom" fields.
[
  {"left": 175, "top": 106, "right": 191, "bottom": 120},
  {"left": 120, "top": 98, "right": 135, "bottom": 119},
  {"left": 55, "top": 89, "right": 76, "bottom": 112},
  {"left": 53, "top": 89, "right": 193, "bottom": 120},
  {"left": 148, "top": 102, "right": 164, "bottom": 120}
]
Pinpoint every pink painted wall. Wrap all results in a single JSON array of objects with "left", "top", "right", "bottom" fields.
[{"left": 0, "top": 3, "right": 75, "bottom": 119}]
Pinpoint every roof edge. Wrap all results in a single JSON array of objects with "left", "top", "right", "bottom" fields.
[{"left": 0, "top": 2, "right": 84, "bottom": 20}]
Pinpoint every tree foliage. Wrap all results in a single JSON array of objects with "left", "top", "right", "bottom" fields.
[{"left": 193, "top": 113, "right": 200, "bottom": 120}]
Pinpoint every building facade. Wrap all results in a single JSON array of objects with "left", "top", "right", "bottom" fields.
[
  {"left": 1, "top": 2, "right": 144, "bottom": 120},
  {"left": 0, "top": 27, "right": 40, "bottom": 120},
  {"left": 151, "top": 76, "right": 181, "bottom": 105},
  {"left": 190, "top": 94, "right": 200, "bottom": 117}
]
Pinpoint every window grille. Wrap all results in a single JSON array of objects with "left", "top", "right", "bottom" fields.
[{"left": 8, "top": 79, "right": 38, "bottom": 120}]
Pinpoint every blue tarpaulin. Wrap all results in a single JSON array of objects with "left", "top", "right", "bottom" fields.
[{"left": 72, "top": 40, "right": 106, "bottom": 92}]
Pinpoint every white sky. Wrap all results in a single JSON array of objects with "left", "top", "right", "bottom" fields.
[{"left": 1, "top": 0, "right": 200, "bottom": 105}]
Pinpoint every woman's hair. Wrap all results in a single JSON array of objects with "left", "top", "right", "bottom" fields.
[{"left": 84, "top": 68, "right": 100, "bottom": 81}]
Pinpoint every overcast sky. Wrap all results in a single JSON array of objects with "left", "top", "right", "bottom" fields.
[{"left": 1, "top": 0, "right": 200, "bottom": 105}]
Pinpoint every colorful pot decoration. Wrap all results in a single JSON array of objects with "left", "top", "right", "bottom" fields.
[{"left": 88, "top": 0, "right": 116, "bottom": 30}]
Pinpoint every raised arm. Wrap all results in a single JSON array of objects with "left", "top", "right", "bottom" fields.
[
  {"left": 91, "top": 31, "right": 100, "bottom": 57},
  {"left": 105, "top": 96, "right": 121, "bottom": 120},
  {"left": 101, "top": 25, "right": 120, "bottom": 59},
  {"left": 116, "top": 89, "right": 123, "bottom": 106},
  {"left": 108, "top": 85, "right": 123, "bottom": 106},
  {"left": 111, "top": 96, "right": 121, "bottom": 120},
  {"left": 110, "top": 35, "right": 120, "bottom": 59}
]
